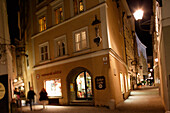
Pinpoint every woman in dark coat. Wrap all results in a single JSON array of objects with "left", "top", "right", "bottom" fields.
[{"left": 39, "top": 88, "right": 48, "bottom": 109}]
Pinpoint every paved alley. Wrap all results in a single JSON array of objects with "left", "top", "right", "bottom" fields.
[{"left": 16, "top": 87, "right": 165, "bottom": 113}]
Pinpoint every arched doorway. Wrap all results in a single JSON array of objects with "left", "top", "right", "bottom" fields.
[
  {"left": 76, "top": 71, "right": 92, "bottom": 100},
  {"left": 67, "top": 67, "right": 94, "bottom": 105}
]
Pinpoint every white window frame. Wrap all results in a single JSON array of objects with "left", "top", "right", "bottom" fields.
[
  {"left": 70, "top": 0, "right": 86, "bottom": 17},
  {"left": 39, "top": 42, "right": 50, "bottom": 62},
  {"left": 36, "top": 6, "right": 47, "bottom": 32},
  {"left": 50, "top": 0, "right": 64, "bottom": 25},
  {"left": 73, "top": 26, "right": 89, "bottom": 52},
  {"left": 54, "top": 35, "right": 67, "bottom": 58}
]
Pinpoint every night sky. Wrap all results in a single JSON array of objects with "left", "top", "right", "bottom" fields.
[
  {"left": 127, "top": 0, "right": 153, "bottom": 56},
  {"left": 6, "top": 0, "right": 19, "bottom": 44}
]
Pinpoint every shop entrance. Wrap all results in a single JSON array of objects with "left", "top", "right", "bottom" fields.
[
  {"left": 67, "top": 67, "right": 94, "bottom": 105},
  {"left": 75, "top": 71, "right": 92, "bottom": 100}
]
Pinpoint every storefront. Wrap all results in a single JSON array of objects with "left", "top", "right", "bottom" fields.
[{"left": 67, "top": 68, "right": 94, "bottom": 105}]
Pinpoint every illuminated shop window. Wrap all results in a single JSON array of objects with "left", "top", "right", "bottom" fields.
[
  {"left": 73, "top": 27, "right": 89, "bottom": 52},
  {"left": 39, "top": 16, "right": 46, "bottom": 32},
  {"left": 55, "top": 7, "right": 63, "bottom": 24},
  {"left": 73, "top": 0, "right": 84, "bottom": 15},
  {"left": 45, "top": 79, "right": 62, "bottom": 97},
  {"left": 76, "top": 71, "right": 92, "bottom": 99},
  {"left": 120, "top": 73, "right": 125, "bottom": 94}
]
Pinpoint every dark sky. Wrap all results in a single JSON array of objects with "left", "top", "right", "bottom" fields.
[
  {"left": 6, "top": 0, "right": 19, "bottom": 44},
  {"left": 127, "top": 0, "right": 153, "bottom": 56}
]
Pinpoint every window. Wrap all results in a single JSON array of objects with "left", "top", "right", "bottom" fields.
[
  {"left": 76, "top": 71, "right": 92, "bottom": 99},
  {"left": 50, "top": 0, "right": 64, "bottom": 25},
  {"left": 39, "top": 42, "right": 50, "bottom": 61},
  {"left": 54, "top": 35, "right": 67, "bottom": 57},
  {"left": 73, "top": 27, "right": 89, "bottom": 52},
  {"left": 55, "top": 7, "right": 63, "bottom": 24},
  {"left": 45, "top": 79, "right": 62, "bottom": 97},
  {"left": 72, "top": 0, "right": 85, "bottom": 15},
  {"left": 120, "top": 72, "right": 125, "bottom": 94},
  {"left": 36, "top": 7, "right": 47, "bottom": 32},
  {"left": 39, "top": 16, "right": 46, "bottom": 32}
]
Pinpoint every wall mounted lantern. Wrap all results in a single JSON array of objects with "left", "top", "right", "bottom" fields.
[{"left": 91, "top": 15, "right": 102, "bottom": 46}]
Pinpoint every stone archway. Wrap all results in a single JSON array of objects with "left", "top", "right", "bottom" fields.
[{"left": 67, "top": 67, "right": 94, "bottom": 105}]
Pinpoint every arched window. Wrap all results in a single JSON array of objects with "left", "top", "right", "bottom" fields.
[{"left": 76, "top": 71, "right": 92, "bottom": 99}]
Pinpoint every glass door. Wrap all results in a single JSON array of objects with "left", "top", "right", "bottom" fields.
[{"left": 76, "top": 71, "right": 92, "bottom": 99}]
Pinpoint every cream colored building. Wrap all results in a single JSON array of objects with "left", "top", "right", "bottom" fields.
[
  {"left": 24, "top": 0, "right": 136, "bottom": 107},
  {"left": 153, "top": 0, "right": 170, "bottom": 112},
  {"left": 0, "top": 0, "right": 13, "bottom": 112}
]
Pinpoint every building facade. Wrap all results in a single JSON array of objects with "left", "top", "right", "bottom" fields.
[
  {"left": 22, "top": 0, "right": 136, "bottom": 107},
  {"left": 153, "top": 0, "right": 170, "bottom": 112},
  {"left": 0, "top": 0, "right": 13, "bottom": 112},
  {"left": 136, "top": 34, "right": 148, "bottom": 85}
]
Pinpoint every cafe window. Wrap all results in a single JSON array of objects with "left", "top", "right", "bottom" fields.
[
  {"left": 45, "top": 79, "right": 62, "bottom": 97},
  {"left": 76, "top": 71, "right": 92, "bottom": 99}
]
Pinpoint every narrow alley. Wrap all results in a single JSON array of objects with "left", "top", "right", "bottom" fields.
[{"left": 17, "top": 86, "right": 165, "bottom": 113}]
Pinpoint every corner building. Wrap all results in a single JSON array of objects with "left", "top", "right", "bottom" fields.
[{"left": 28, "top": 0, "right": 135, "bottom": 107}]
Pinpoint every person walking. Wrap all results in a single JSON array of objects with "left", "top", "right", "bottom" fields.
[
  {"left": 27, "top": 87, "right": 36, "bottom": 111},
  {"left": 39, "top": 88, "right": 48, "bottom": 109}
]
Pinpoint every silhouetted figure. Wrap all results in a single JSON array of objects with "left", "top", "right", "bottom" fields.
[
  {"left": 39, "top": 88, "right": 48, "bottom": 109},
  {"left": 27, "top": 87, "right": 36, "bottom": 111}
]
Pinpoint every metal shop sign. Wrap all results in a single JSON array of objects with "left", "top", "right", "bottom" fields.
[{"left": 95, "top": 76, "right": 106, "bottom": 90}]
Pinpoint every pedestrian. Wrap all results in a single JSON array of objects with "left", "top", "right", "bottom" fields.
[
  {"left": 14, "top": 88, "right": 21, "bottom": 107},
  {"left": 27, "top": 87, "right": 36, "bottom": 111},
  {"left": 39, "top": 88, "right": 48, "bottom": 109}
]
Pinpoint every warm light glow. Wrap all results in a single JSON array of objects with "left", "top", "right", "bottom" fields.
[
  {"left": 22, "top": 83, "right": 24, "bottom": 86},
  {"left": 155, "top": 58, "right": 158, "bottom": 62},
  {"left": 14, "top": 79, "right": 17, "bottom": 83},
  {"left": 148, "top": 73, "right": 151, "bottom": 77},
  {"left": 150, "top": 69, "right": 153, "bottom": 72},
  {"left": 133, "top": 9, "right": 144, "bottom": 20}
]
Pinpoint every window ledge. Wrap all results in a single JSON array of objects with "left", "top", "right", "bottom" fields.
[
  {"left": 39, "top": 59, "right": 51, "bottom": 64},
  {"left": 73, "top": 48, "right": 91, "bottom": 56},
  {"left": 54, "top": 55, "right": 69, "bottom": 61}
]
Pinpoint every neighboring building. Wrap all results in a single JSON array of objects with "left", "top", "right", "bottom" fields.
[
  {"left": 135, "top": 34, "right": 148, "bottom": 84},
  {"left": 20, "top": 0, "right": 136, "bottom": 108},
  {"left": 153, "top": 0, "right": 170, "bottom": 112},
  {"left": 0, "top": 0, "right": 13, "bottom": 112}
]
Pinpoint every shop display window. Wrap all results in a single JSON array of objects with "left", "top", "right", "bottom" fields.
[
  {"left": 76, "top": 71, "right": 92, "bottom": 99},
  {"left": 45, "top": 79, "right": 62, "bottom": 97}
]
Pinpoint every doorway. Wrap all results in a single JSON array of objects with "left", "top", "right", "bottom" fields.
[
  {"left": 67, "top": 67, "right": 94, "bottom": 105},
  {"left": 75, "top": 71, "right": 92, "bottom": 100}
]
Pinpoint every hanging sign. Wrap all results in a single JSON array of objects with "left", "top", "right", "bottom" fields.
[
  {"left": 95, "top": 76, "right": 106, "bottom": 90},
  {"left": 0, "top": 83, "right": 5, "bottom": 100}
]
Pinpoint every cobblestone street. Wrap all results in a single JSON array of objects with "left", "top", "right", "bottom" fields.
[{"left": 15, "top": 87, "right": 165, "bottom": 113}]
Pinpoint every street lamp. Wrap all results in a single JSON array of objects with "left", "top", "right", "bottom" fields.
[
  {"left": 91, "top": 15, "right": 102, "bottom": 46},
  {"left": 133, "top": 9, "right": 153, "bottom": 33},
  {"left": 133, "top": 9, "right": 144, "bottom": 21}
]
